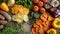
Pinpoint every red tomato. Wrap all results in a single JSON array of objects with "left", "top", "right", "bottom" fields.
[
  {"left": 42, "top": 0, "right": 48, "bottom": 3},
  {"left": 33, "top": 6, "right": 39, "bottom": 12},
  {"left": 33, "top": 0, "right": 39, "bottom": 4},
  {"left": 40, "top": 7, "right": 46, "bottom": 13},
  {"left": 37, "top": 1, "right": 43, "bottom": 7}
]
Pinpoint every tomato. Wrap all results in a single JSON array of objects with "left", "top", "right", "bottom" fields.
[
  {"left": 42, "top": 0, "right": 48, "bottom": 3},
  {"left": 40, "top": 7, "right": 46, "bottom": 13},
  {"left": 37, "top": 1, "right": 43, "bottom": 7},
  {"left": 33, "top": 0, "right": 39, "bottom": 4},
  {"left": 33, "top": 6, "right": 39, "bottom": 12}
]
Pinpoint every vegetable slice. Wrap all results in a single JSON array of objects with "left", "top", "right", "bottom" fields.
[
  {"left": 47, "top": 28, "right": 57, "bottom": 34},
  {"left": 52, "top": 18, "right": 60, "bottom": 29}
]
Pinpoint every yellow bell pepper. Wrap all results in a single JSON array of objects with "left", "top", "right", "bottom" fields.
[
  {"left": 52, "top": 18, "right": 60, "bottom": 29},
  {"left": 47, "top": 28, "right": 57, "bottom": 34},
  {"left": 0, "top": 2, "right": 9, "bottom": 12}
]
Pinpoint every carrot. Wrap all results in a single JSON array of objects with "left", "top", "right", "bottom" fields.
[
  {"left": 45, "top": 21, "right": 51, "bottom": 26},
  {"left": 32, "top": 28, "right": 36, "bottom": 34},
  {"left": 39, "top": 28, "right": 44, "bottom": 34},
  {"left": 35, "top": 27, "right": 39, "bottom": 32},
  {"left": 34, "top": 23, "right": 39, "bottom": 28},
  {"left": 38, "top": 19, "right": 43, "bottom": 24},
  {"left": 48, "top": 16, "right": 54, "bottom": 21},
  {"left": 36, "top": 20, "right": 42, "bottom": 28},
  {"left": 41, "top": 15, "right": 47, "bottom": 22},
  {"left": 42, "top": 12, "right": 48, "bottom": 19},
  {"left": 36, "top": 20, "right": 40, "bottom": 25},
  {"left": 43, "top": 26, "right": 49, "bottom": 31},
  {"left": 42, "top": 22, "right": 47, "bottom": 27}
]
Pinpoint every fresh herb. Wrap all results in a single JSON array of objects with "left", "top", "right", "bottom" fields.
[
  {"left": 15, "top": 0, "right": 33, "bottom": 9},
  {"left": 28, "top": 11, "right": 41, "bottom": 24},
  {"left": 34, "top": 12, "right": 40, "bottom": 19},
  {"left": 30, "top": 11, "right": 41, "bottom": 19},
  {"left": 0, "top": 22, "right": 25, "bottom": 34},
  {"left": 28, "top": 11, "right": 35, "bottom": 24}
]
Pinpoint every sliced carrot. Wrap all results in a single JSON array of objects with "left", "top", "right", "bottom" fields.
[
  {"left": 39, "top": 28, "right": 44, "bottom": 34},
  {"left": 41, "top": 15, "right": 47, "bottom": 22},
  {"left": 32, "top": 28, "right": 36, "bottom": 34},
  {"left": 34, "top": 23, "right": 39, "bottom": 28},
  {"left": 43, "top": 26, "right": 49, "bottom": 31},
  {"left": 35, "top": 27, "right": 39, "bottom": 32},
  {"left": 38, "top": 19, "right": 43, "bottom": 24},
  {"left": 36, "top": 20, "right": 40, "bottom": 25},
  {"left": 48, "top": 15, "right": 54, "bottom": 21},
  {"left": 42, "top": 13, "right": 48, "bottom": 19}
]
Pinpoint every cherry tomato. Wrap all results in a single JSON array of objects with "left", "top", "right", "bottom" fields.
[
  {"left": 42, "top": 0, "right": 48, "bottom": 3},
  {"left": 37, "top": 1, "right": 43, "bottom": 7},
  {"left": 33, "top": 6, "right": 39, "bottom": 12},
  {"left": 33, "top": 0, "right": 39, "bottom": 4},
  {"left": 40, "top": 7, "right": 46, "bottom": 13}
]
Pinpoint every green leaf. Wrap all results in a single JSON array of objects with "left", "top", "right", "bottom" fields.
[
  {"left": 33, "top": 12, "right": 40, "bottom": 19},
  {"left": 15, "top": 0, "right": 33, "bottom": 9}
]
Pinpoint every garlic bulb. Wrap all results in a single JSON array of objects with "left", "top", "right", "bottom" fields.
[
  {"left": 47, "top": 0, "right": 57, "bottom": 3},
  {"left": 50, "top": 0, "right": 59, "bottom": 7},
  {"left": 7, "top": 0, "right": 15, "bottom": 6}
]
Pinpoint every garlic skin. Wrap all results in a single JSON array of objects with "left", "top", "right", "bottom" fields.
[
  {"left": 7, "top": 0, "right": 15, "bottom": 6},
  {"left": 47, "top": 0, "right": 57, "bottom": 3}
]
